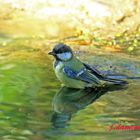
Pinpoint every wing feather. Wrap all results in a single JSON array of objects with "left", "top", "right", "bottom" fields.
[
  {"left": 63, "top": 66, "right": 100, "bottom": 84},
  {"left": 83, "top": 63, "right": 128, "bottom": 85}
]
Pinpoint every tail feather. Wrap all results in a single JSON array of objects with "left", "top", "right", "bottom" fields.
[
  {"left": 83, "top": 63, "right": 139, "bottom": 86},
  {"left": 106, "top": 75, "right": 140, "bottom": 80},
  {"left": 102, "top": 77, "right": 128, "bottom": 86}
]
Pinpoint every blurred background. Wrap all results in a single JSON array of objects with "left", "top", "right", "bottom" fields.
[
  {"left": 0, "top": 0, "right": 140, "bottom": 140},
  {"left": 0, "top": 0, "right": 140, "bottom": 54}
]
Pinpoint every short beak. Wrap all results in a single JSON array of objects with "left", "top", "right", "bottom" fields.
[{"left": 48, "top": 51, "right": 55, "bottom": 55}]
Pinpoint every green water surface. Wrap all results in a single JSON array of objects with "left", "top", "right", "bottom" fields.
[{"left": 0, "top": 37, "right": 140, "bottom": 140}]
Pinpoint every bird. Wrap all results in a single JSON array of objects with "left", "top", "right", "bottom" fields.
[{"left": 48, "top": 43, "right": 128, "bottom": 89}]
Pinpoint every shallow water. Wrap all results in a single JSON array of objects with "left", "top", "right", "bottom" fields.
[{"left": 0, "top": 38, "right": 140, "bottom": 140}]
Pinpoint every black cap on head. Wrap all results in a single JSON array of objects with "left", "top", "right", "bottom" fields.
[{"left": 53, "top": 43, "right": 72, "bottom": 54}]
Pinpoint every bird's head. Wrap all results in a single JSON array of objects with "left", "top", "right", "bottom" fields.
[{"left": 48, "top": 43, "right": 73, "bottom": 61}]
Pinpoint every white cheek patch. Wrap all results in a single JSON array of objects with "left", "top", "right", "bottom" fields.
[{"left": 57, "top": 52, "right": 72, "bottom": 61}]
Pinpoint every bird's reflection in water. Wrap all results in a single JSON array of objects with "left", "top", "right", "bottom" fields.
[{"left": 51, "top": 84, "right": 127, "bottom": 128}]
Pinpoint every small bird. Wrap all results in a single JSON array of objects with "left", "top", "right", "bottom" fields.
[{"left": 48, "top": 43, "right": 127, "bottom": 89}]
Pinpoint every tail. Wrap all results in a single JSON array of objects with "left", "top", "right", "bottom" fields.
[
  {"left": 104, "top": 74, "right": 140, "bottom": 87},
  {"left": 102, "top": 77, "right": 128, "bottom": 86},
  {"left": 100, "top": 77, "right": 128, "bottom": 92},
  {"left": 83, "top": 63, "right": 139, "bottom": 86},
  {"left": 106, "top": 75, "right": 140, "bottom": 80}
]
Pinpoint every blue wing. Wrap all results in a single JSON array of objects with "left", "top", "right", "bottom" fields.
[
  {"left": 63, "top": 67, "right": 77, "bottom": 78},
  {"left": 63, "top": 66, "right": 100, "bottom": 84}
]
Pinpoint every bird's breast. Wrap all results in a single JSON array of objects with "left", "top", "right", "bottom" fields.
[{"left": 54, "top": 61, "right": 64, "bottom": 81}]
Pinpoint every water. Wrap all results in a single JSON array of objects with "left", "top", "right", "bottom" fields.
[{"left": 0, "top": 38, "right": 140, "bottom": 140}]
